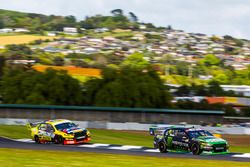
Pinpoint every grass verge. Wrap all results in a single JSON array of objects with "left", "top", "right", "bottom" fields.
[{"left": 0, "top": 148, "right": 250, "bottom": 167}]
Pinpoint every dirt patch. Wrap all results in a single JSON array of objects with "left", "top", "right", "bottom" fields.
[{"left": 221, "top": 135, "right": 250, "bottom": 146}]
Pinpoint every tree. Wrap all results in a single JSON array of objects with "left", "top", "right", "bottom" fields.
[
  {"left": 111, "top": 9, "right": 123, "bottom": 16},
  {"left": 207, "top": 81, "right": 224, "bottom": 96},
  {"left": 175, "top": 61, "right": 189, "bottom": 76},
  {"left": 0, "top": 56, "right": 5, "bottom": 79},
  {"left": 0, "top": 68, "right": 83, "bottom": 105},
  {"left": 175, "top": 85, "right": 190, "bottom": 96},
  {"left": 53, "top": 56, "right": 64, "bottom": 66},
  {"left": 65, "top": 15, "right": 76, "bottom": 24},
  {"left": 0, "top": 20, "right": 4, "bottom": 29},
  {"left": 199, "top": 54, "right": 221, "bottom": 66},
  {"left": 241, "top": 107, "right": 250, "bottom": 117},
  {"left": 166, "top": 25, "right": 172, "bottom": 30},
  {"left": 121, "top": 52, "right": 150, "bottom": 70},
  {"left": 128, "top": 12, "right": 138, "bottom": 22},
  {"left": 84, "top": 67, "right": 172, "bottom": 108},
  {"left": 6, "top": 44, "right": 32, "bottom": 55}
]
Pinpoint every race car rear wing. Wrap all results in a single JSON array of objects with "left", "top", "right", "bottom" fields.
[
  {"left": 149, "top": 125, "right": 196, "bottom": 136},
  {"left": 149, "top": 126, "right": 170, "bottom": 136},
  {"left": 26, "top": 121, "right": 44, "bottom": 129}
]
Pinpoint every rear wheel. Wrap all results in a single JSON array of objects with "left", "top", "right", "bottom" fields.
[
  {"left": 158, "top": 142, "right": 168, "bottom": 153},
  {"left": 34, "top": 135, "right": 40, "bottom": 144},
  {"left": 191, "top": 143, "right": 203, "bottom": 155}
]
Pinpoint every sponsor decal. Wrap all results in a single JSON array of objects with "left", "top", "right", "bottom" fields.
[{"left": 172, "top": 141, "right": 189, "bottom": 147}]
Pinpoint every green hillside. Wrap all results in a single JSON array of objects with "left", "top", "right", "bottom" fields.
[{"left": 0, "top": 9, "right": 76, "bottom": 32}]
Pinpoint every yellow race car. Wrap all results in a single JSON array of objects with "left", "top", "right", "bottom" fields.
[{"left": 27, "top": 119, "right": 91, "bottom": 145}]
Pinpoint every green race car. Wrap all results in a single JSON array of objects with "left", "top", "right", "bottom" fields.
[{"left": 149, "top": 126, "right": 229, "bottom": 155}]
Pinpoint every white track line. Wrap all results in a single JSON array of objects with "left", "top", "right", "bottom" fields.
[
  {"left": 15, "top": 139, "right": 34, "bottom": 143},
  {"left": 14, "top": 138, "right": 250, "bottom": 158},
  {"left": 143, "top": 149, "right": 159, "bottom": 153},
  {"left": 108, "top": 145, "right": 143, "bottom": 150},
  {"left": 232, "top": 153, "right": 250, "bottom": 158},
  {"left": 78, "top": 143, "right": 110, "bottom": 148}
]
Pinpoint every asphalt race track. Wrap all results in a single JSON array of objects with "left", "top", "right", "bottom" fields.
[{"left": 1, "top": 137, "right": 250, "bottom": 162}]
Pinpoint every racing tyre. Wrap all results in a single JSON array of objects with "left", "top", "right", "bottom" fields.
[
  {"left": 158, "top": 142, "right": 168, "bottom": 153},
  {"left": 34, "top": 135, "right": 40, "bottom": 144},
  {"left": 54, "top": 135, "right": 64, "bottom": 144},
  {"left": 58, "top": 136, "right": 65, "bottom": 145},
  {"left": 191, "top": 143, "right": 203, "bottom": 155}
]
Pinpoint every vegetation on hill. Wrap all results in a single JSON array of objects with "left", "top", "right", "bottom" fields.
[
  {"left": 0, "top": 8, "right": 145, "bottom": 33},
  {"left": 0, "top": 53, "right": 173, "bottom": 108},
  {"left": 0, "top": 9, "right": 77, "bottom": 32},
  {"left": 1, "top": 10, "right": 250, "bottom": 116},
  {"left": 84, "top": 53, "right": 171, "bottom": 108}
]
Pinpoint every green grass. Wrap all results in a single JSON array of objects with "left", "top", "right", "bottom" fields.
[
  {"left": 229, "top": 146, "right": 250, "bottom": 153},
  {"left": 90, "top": 129, "right": 153, "bottom": 147},
  {"left": 0, "top": 148, "right": 249, "bottom": 167},
  {"left": 0, "top": 125, "right": 30, "bottom": 139},
  {"left": 72, "top": 75, "right": 90, "bottom": 82},
  {"left": 0, "top": 125, "right": 250, "bottom": 153}
]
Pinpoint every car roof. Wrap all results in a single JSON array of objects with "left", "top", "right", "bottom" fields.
[
  {"left": 167, "top": 126, "right": 203, "bottom": 131},
  {"left": 45, "top": 119, "right": 72, "bottom": 125}
]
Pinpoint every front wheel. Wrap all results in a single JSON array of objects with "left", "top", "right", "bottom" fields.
[
  {"left": 158, "top": 142, "right": 168, "bottom": 153},
  {"left": 191, "top": 143, "right": 203, "bottom": 155},
  {"left": 54, "top": 135, "right": 64, "bottom": 144}
]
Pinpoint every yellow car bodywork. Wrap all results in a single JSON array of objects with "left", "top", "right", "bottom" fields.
[{"left": 28, "top": 119, "right": 91, "bottom": 144}]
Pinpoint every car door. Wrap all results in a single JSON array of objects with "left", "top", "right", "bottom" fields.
[
  {"left": 171, "top": 129, "right": 181, "bottom": 150},
  {"left": 178, "top": 130, "right": 189, "bottom": 151},
  {"left": 37, "top": 123, "right": 47, "bottom": 140},
  {"left": 172, "top": 129, "right": 189, "bottom": 151},
  {"left": 165, "top": 129, "right": 175, "bottom": 150},
  {"left": 43, "top": 124, "right": 55, "bottom": 141}
]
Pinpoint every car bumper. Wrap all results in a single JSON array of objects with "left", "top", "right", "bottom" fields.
[
  {"left": 202, "top": 146, "right": 229, "bottom": 153},
  {"left": 63, "top": 137, "right": 91, "bottom": 145}
]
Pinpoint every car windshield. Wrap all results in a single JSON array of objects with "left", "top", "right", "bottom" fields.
[
  {"left": 187, "top": 130, "right": 213, "bottom": 138},
  {"left": 55, "top": 122, "right": 77, "bottom": 130}
]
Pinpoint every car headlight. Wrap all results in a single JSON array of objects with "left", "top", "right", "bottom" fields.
[
  {"left": 87, "top": 131, "right": 90, "bottom": 136},
  {"left": 63, "top": 133, "right": 74, "bottom": 137},
  {"left": 201, "top": 142, "right": 212, "bottom": 147}
]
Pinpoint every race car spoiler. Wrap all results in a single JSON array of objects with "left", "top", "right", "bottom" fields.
[
  {"left": 149, "top": 125, "right": 196, "bottom": 136},
  {"left": 26, "top": 120, "right": 45, "bottom": 129},
  {"left": 149, "top": 126, "right": 170, "bottom": 136}
]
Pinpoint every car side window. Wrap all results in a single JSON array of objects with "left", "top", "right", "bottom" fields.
[
  {"left": 46, "top": 124, "right": 54, "bottom": 132},
  {"left": 38, "top": 124, "right": 46, "bottom": 131},
  {"left": 168, "top": 129, "right": 175, "bottom": 136},
  {"left": 177, "top": 130, "right": 185, "bottom": 137}
]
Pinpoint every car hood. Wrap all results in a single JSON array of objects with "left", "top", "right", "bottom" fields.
[
  {"left": 61, "top": 127, "right": 86, "bottom": 134},
  {"left": 196, "top": 136, "right": 227, "bottom": 144}
]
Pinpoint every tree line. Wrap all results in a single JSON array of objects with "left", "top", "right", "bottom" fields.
[
  {"left": 0, "top": 53, "right": 249, "bottom": 116},
  {"left": 0, "top": 53, "right": 171, "bottom": 108},
  {"left": 0, "top": 8, "right": 153, "bottom": 33}
]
